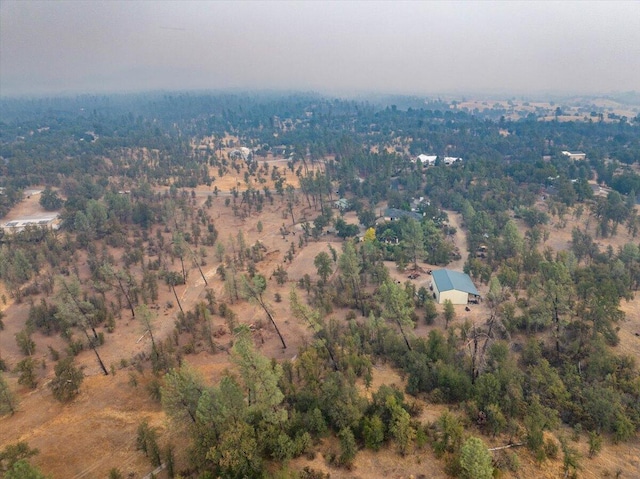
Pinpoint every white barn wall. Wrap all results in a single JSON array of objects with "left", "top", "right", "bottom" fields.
[
  {"left": 438, "top": 289, "right": 469, "bottom": 305},
  {"left": 431, "top": 278, "right": 471, "bottom": 305}
]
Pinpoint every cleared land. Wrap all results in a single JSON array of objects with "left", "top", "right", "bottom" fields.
[{"left": 1, "top": 157, "right": 640, "bottom": 478}]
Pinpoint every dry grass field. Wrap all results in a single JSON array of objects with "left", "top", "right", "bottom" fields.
[
  {"left": 2, "top": 158, "right": 640, "bottom": 478},
  {"left": 1, "top": 189, "right": 48, "bottom": 223},
  {"left": 456, "top": 96, "right": 639, "bottom": 122}
]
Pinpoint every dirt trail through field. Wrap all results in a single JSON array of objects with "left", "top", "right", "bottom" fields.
[{"left": 443, "top": 209, "right": 469, "bottom": 271}]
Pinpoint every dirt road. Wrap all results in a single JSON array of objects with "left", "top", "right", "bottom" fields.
[{"left": 443, "top": 209, "right": 469, "bottom": 271}]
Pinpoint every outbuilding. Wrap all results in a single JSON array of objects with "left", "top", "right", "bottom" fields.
[
  {"left": 415, "top": 154, "right": 437, "bottom": 165},
  {"left": 383, "top": 208, "right": 422, "bottom": 222},
  {"left": 561, "top": 151, "right": 587, "bottom": 160},
  {"left": 431, "top": 269, "right": 480, "bottom": 304},
  {"left": 334, "top": 198, "right": 350, "bottom": 211}
]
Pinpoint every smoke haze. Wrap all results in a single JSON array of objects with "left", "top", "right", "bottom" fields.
[{"left": 1, "top": 1, "right": 639, "bottom": 97}]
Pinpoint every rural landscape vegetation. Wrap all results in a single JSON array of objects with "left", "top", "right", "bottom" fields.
[{"left": 1, "top": 91, "right": 640, "bottom": 479}]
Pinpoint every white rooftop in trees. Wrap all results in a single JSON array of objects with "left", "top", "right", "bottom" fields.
[
  {"left": 1, "top": 213, "right": 60, "bottom": 232},
  {"left": 443, "top": 156, "right": 462, "bottom": 165},
  {"left": 415, "top": 154, "right": 437, "bottom": 165},
  {"left": 561, "top": 151, "right": 586, "bottom": 160}
]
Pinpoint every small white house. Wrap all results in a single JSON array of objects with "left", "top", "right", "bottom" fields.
[
  {"left": 334, "top": 198, "right": 350, "bottom": 211},
  {"left": 415, "top": 154, "right": 437, "bottom": 165},
  {"left": 229, "top": 147, "right": 253, "bottom": 161},
  {"left": 2, "top": 213, "right": 60, "bottom": 233},
  {"left": 561, "top": 151, "right": 586, "bottom": 160},
  {"left": 431, "top": 269, "right": 480, "bottom": 305},
  {"left": 443, "top": 156, "right": 462, "bottom": 165}
]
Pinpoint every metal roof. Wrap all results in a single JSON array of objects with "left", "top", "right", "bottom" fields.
[
  {"left": 384, "top": 208, "right": 422, "bottom": 221},
  {"left": 432, "top": 269, "right": 479, "bottom": 296}
]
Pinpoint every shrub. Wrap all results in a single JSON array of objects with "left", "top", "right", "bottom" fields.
[{"left": 49, "top": 357, "right": 84, "bottom": 402}]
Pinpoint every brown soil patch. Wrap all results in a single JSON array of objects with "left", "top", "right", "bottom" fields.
[
  {"left": 1, "top": 371, "right": 164, "bottom": 479},
  {"left": 2, "top": 187, "right": 54, "bottom": 222}
]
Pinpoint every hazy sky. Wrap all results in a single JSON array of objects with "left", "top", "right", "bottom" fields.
[{"left": 1, "top": 1, "right": 639, "bottom": 97}]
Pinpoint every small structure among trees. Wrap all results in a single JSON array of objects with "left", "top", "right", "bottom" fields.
[
  {"left": 431, "top": 269, "right": 480, "bottom": 304},
  {"left": 333, "top": 198, "right": 349, "bottom": 211}
]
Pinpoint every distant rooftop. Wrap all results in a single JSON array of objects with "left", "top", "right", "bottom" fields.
[
  {"left": 561, "top": 151, "right": 586, "bottom": 157},
  {"left": 384, "top": 208, "right": 422, "bottom": 222},
  {"left": 416, "top": 154, "right": 437, "bottom": 164}
]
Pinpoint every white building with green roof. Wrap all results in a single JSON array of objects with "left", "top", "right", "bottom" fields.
[{"left": 431, "top": 269, "right": 480, "bottom": 305}]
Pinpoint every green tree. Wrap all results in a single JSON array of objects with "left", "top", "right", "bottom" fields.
[
  {"left": 459, "top": 437, "right": 493, "bottom": 479},
  {"left": 499, "top": 220, "right": 524, "bottom": 260},
  {"left": 4, "top": 460, "right": 48, "bottom": 479},
  {"left": 108, "top": 468, "right": 123, "bottom": 479},
  {"left": 15, "top": 329, "right": 36, "bottom": 356},
  {"left": 161, "top": 364, "right": 204, "bottom": 426},
  {"left": 357, "top": 209, "right": 377, "bottom": 228},
  {"left": 443, "top": 299, "right": 455, "bottom": 328},
  {"left": 588, "top": 431, "right": 602, "bottom": 458},
  {"left": 338, "top": 427, "right": 357, "bottom": 467},
  {"left": 172, "top": 232, "right": 188, "bottom": 283},
  {"left": 136, "top": 420, "right": 161, "bottom": 467},
  {"left": 425, "top": 298, "right": 438, "bottom": 324},
  {"left": 335, "top": 218, "right": 359, "bottom": 238},
  {"left": 164, "top": 444, "right": 175, "bottom": 479},
  {"left": 39, "top": 186, "right": 62, "bottom": 211},
  {"left": 215, "top": 242, "right": 226, "bottom": 262},
  {"left": 56, "top": 277, "right": 108, "bottom": 375},
  {"left": 49, "top": 357, "right": 84, "bottom": 402},
  {"left": 529, "top": 260, "right": 574, "bottom": 359},
  {"left": 136, "top": 303, "right": 171, "bottom": 373},
  {"left": 100, "top": 263, "right": 136, "bottom": 317},
  {"left": 15, "top": 358, "right": 38, "bottom": 389},
  {"left": 560, "top": 436, "right": 581, "bottom": 477},
  {"left": 484, "top": 403, "right": 507, "bottom": 437},
  {"left": 524, "top": 395, "right": 559, "bottom": 457},
  {"left": 241, "top": 274, "right": 286, "bottom": 349},
  {"left": 314, "top": 251, "right": 333, "bottom": 283},
  {"left": 135, "top": 304, "right": 158, "bottom": 353},
  {"left": 402, "top": 218, "right": 425, "bottom": 269},
  {"left": 363, "top": 415, "right": 385, "bottom": 451},
  {"left": 191, "top": 376, "right": 247, "bottom": 469},
  {"left": 321, "top": 372, "right": 366, "bottom": 431},
  {"left": 387, "top": 395, "right": 416, "bottom": 455},
  {"left": 378, "top": 280, "right": 415, "bottom": 350},
  {"left": 207, "top": 421, "right": 262, "bottom": 478},
  {"left": 433, "top": 412, "right": 463, "bottom": 456},
  {"left": 232, "top": 329, "right": 287, "bottom": 424},
  {"left": 0, "top": 442, "right": 39, "bottom": 472},
  {"left": 0, "top": 372, "right": 17, "bottom": 415},
  {"left": 289, "top": 287, "right": 338, "bottom": 370},
  {"left": 272, "top": 264, "right": 288, "bottom": 285},
  {"left": 338, "top": 241, "right": 364, "bottom": 314}
]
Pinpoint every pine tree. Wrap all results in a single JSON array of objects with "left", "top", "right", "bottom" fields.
[
  {"left": 0, "top": 372, "right": 18, "bottom": 415},
  {"left": 459, "top": 436, "right": 493, "bottom": 479}
]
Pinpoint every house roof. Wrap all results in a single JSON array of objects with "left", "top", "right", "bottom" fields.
[
  {"left": 432, "top": 269, "right": 479, "bottom": 296},
  {"left": 443, "top": 156, "right": 462, "bottom": 164},
  {"left": 384, "top": 208, "right": 422, "bottom": 221}
]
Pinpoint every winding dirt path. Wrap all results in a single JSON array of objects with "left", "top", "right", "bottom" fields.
[{"left": 443, "top": 209, "right": 469, "bottom": 271}]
